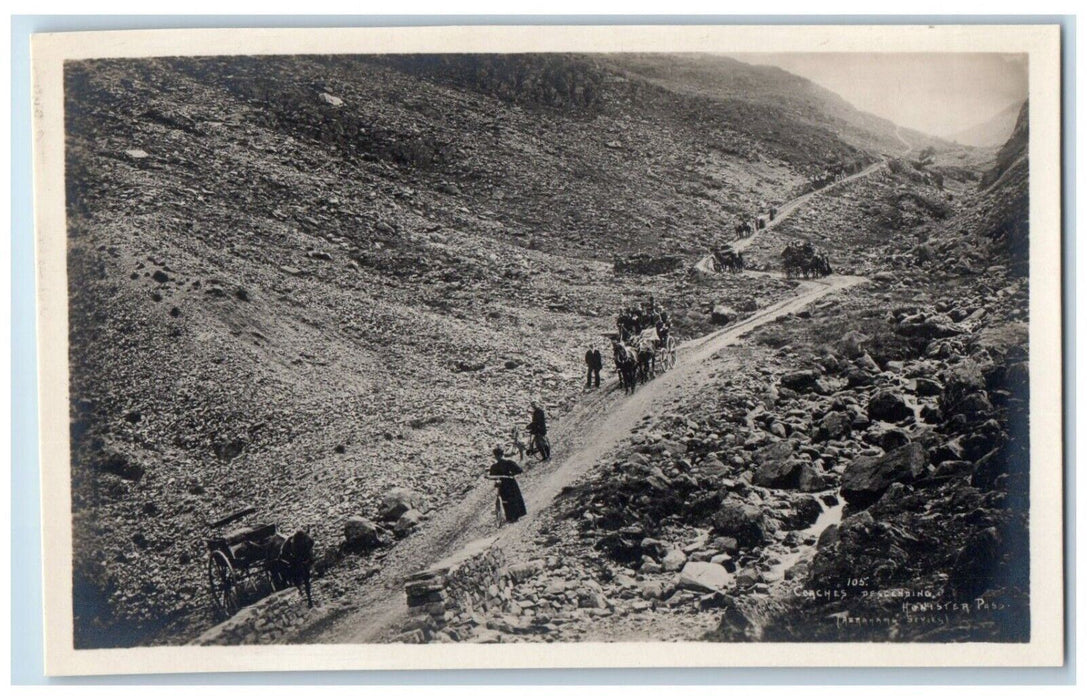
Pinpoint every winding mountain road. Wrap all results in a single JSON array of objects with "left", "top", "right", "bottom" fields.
[
  {"left": 292, "top": 273, "right": 863, "bottom": 645},
  {"left": 732, "top": 160, "right": 885, "bottom": 253},
  {"left": 196, "top": 156, "right": 881, "bottom": 646}
]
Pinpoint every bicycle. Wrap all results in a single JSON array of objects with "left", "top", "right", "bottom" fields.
[
  {"left": 485, "top": 475, "right": 515, "bottom": 526},
  {"left": 525, "top": 433, "right": 551, "bottom": 461}
]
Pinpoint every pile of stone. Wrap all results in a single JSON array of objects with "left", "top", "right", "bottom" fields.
[{"left": 613, "top": 253, "right": 684, "bottom": 275}]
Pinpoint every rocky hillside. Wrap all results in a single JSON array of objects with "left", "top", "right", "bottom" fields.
[
  {"left": 977, "top": 101, "right": 1029, "bottom": 272},
  {"left": 414, "top": 113, "right": 1031, "bottom": 645},
  {"left": 66, "top": 53, "right": 878, "bottom": 647}
]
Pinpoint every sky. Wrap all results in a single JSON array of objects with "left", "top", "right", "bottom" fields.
[{"left": 728, "top": 53, "right": 1028, "bottom": 140}]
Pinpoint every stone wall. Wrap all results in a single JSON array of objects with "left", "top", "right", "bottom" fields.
[
  {"left": 397, "top": 535, "right": 511, "bottom": 643},
  {"left": 189, "top": 588, "right": 314, "bottom": 646}
]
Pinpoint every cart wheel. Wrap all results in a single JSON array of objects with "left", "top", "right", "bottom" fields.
[
  {"left": 266, "top": 564, "right": 287, "bottom": 592},
  {"left": 207, "top": 551, "right": 238, "bottom": 617}
]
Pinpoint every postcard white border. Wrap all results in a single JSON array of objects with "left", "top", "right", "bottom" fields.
[{"left": 32, "top": 23, "right": 1064, "bottom": 675}]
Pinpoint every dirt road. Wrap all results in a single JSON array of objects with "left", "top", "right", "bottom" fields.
[
  {"left": 732, "top": 160, "right": 885, "bottom": 253},
  {"left": 213, "top": 157, "right": 881, "bottom": 646},
  {"left": 287, "top": 272, "right": 863, "bottom": 645}
]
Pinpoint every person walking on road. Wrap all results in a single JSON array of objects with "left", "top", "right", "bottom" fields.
[
  {"left": 585, "top": 346, "right": 603, "bottom": 389},
  {"left": 489, "top": 446, "right": 527, "bottom": 524}
]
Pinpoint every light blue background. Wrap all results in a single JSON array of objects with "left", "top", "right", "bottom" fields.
[{"left": 9, "top": 13, "right": 1076, "bottom": 685}]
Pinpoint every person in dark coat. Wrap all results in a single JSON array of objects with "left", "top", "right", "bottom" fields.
[
  {"left": 489, "top": 447, "right": 527, "bottom": 523},
  {"left": 528, "top": 401, "right": 547, "bottom": 437},
  {"left": 585, "top": 346, "right": 603, "bottom": 389},
  {"left": 526, "top": 401, "right": 550, "bottom": 460}
]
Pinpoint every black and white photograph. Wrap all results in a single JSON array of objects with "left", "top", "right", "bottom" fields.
[{"left": 31, "top": 24, "right": 1064, "bottom": 674}]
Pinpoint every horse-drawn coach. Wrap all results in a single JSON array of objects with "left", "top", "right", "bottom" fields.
[{"left": 205, "top": 507, "right": 315, "bottom": 618}]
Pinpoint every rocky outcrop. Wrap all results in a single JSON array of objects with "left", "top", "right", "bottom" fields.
[
  {"left": 712, "top": 497, "right": 772, "bottom": 548},
  {"left": 378, "top": 488, "right": 422, "bottom": 522},
  {"left": 343, "top": 517, "right": 389, "bottom": 552},
  {"left": 867, "top": 390, "right": 913, "bottom": 423},
  {"left": 840, "top": 442, "right": 928, "bottom": 508}
]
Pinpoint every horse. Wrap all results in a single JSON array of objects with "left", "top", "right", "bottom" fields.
[
  {"left": 636, "top": 342, "right": 654, "bottom": 382},
  {"left": 716, "top": 249, "right": 745, "bottom": 273},
  {"left": 270, "top": 529, "right": 315, "bottom": 608},
  {"left": 612, "top": 340, "right": 639, "bottom": 394}
]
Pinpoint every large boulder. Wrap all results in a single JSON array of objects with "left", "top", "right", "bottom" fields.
[
  {"left": 378, "top": 487, "right": 422, "bottom": 522},
  {"left": 816, "top": 523, "right": 840, "bottom": 550},
  {"left": 896, "top": 314, "right": 964, "bottom": 341},
  {"left": 874, "top": 427, "right": 911, "bottom": 452},
  {"left": 867, "top": 390, "right": 913, "bottom": 422},
  {"left": 662, "top": 548, "right": 688, "bottom": 572},
  {"left": 912, "top": 377, "right": 944, "bottom": 397},
  {"left": 958, "top": 391, "right": 995, "bottom": 420},
  {"left": 319, "top": 92, "right": 344, "bottom": 107},
  {"left": 712, "top": 498, "right": 772, "bottom": 548},
  {"left": 751, "top": 441, "right": 804, "bottom": 489},
  {"left": 856, "top": 353, "right": 882, "bottom": 373},
  {"left": 393, "top": 509, "right": 423, "bottom": 537},
  {"left": 677, "top": 561, "right": 734, "bottom": 593},
  {"left": 752, "top": 458, "right": 805, "bottom": 490},
  {"left": 711, "top": 305, "right": 738, "bottom": 325},
  {"left": 845, "top": 367, "right": 876, "bottom": 388},
  {"left": 797, "top": 464, "right": 828, "bottom": 492},
  {"left": 814, "top": 411, "right": 851, "bottom": 442},
  {"left": 779, "top": 370, "right": 829, "bottom": 394},
  {"left": 779, "top": 495, "right": 823, "bottom": 530},
  {"left": 836, "top": 330, "right": 870, "bottom": 358},
  {"left": 343, "top": 516, "right": 386, "bottom": 551},
  {"left": 940, "top": 361, "right": 987, "bottom": 414},
  {"left": 840, "top": 442, "right": 928, "bottom": 508}
]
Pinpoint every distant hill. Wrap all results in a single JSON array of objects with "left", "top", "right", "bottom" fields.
[
  {"left": 949, "top": 100, "right": 1025, "bottom": 148},
  {"left": 598, "top": 53, "right": 946, "bottom": 156}
]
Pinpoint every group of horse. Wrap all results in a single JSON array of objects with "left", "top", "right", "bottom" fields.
[
  {"left": 610, "top": 333, "right": 659, "bottom": 394},
  {"left": 610, "top": 323, "right": 677, "bottom": 395},
  {"left": 733, "top": 205, "right": 779, "bottom": 238},
  {"left": 781, "top": 240, "right": 833, "bottom": 278},
  {"left": 714, "top": 247, "right": 746, "bottom": 272},
  {"left": 801, "top": 160, "right": 866, "bottom": 194}
]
